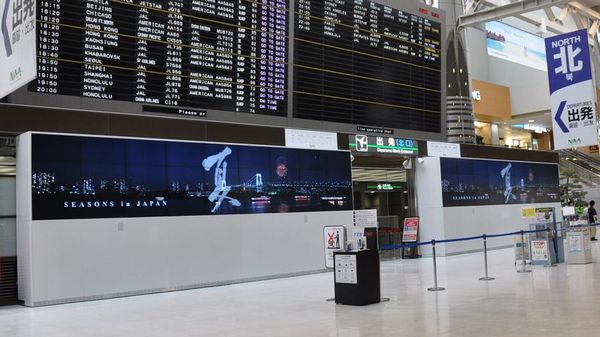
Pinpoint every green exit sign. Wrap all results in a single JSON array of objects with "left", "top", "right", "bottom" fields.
[
  {"left": 367, "top": 183, "right": 403, "bottom": 191},
  {"left": 349, "top": 135, "right": 419, "bottom": 155}
]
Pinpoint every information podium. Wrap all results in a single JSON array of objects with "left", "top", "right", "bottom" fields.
[
  {"left": 566, "top": 223, "right": 593, "bottom": 264},
  {"left": 333, "top": 249, "right": 380, "bottom": 306}
]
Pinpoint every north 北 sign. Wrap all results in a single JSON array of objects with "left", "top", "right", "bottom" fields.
[
  {"left": 349, "top": 135, "right": 419, "bottom": 155},
  {"left": 544, "top": 29, "right": 598, "bottom": 150}
]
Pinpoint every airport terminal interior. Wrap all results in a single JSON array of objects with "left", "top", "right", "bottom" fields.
[{"left": 4, "top": 0, "right": 600, "bottom": 336}]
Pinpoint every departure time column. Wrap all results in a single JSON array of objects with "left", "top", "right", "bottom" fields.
[
  {"left": 296, "top": 0, "right": 311, "bottom": 32},
  {"left": 34, "top": 0, "right": 63, "bottom": 95}
]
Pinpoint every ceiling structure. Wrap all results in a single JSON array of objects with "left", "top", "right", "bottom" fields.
[
  {"left": 460, "top": 0, "right": 600, "bottom": 38},
  {"left": 423, "top": 0, "right": 600, "bottom": 140},
  {"left": 457, "top": 0, "right": 600, "bottom": 80}
]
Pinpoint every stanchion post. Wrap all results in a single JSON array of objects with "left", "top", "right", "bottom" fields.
[
  {"left": 479, "top": 234, "right": 495, "bottom": 281},
  {"left": 427, "top": 240, "right": 445, "bottom": 292},
  {"left": 517, "top": 230, "right": 532, "bottom": 273},
  {"left": 544, "top": 228, "right": 557, "bottom": 268}
]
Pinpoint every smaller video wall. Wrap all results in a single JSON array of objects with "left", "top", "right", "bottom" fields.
[
  {"left": 441, "top": 158, "right": 559, "bottom": 207},
  {"left": 485, "top": 21, "right": 547, "bottom": 71},
  {"left": 31, "top": 134, "right": 353, "bottom": 220}
]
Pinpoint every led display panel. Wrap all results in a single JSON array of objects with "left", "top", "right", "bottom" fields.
[
  {"left": 440, "top": 158, "right": 560, "bottom": 207},
  {"left": 32, "top": 0, "right": 287, "bottom": 116},
  {"left": 293, "top": 0, "right": 443, "bottom": 132},
  {"left": 31, "top": 134, "right": 353, "bottom": 220},
  {"left": 485, "top": 21, "right": 547, "bottom": 71}
]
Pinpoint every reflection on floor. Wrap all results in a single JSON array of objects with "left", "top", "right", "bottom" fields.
[{"left": 2, "top": 246, "right": 600, "bottom": 337}]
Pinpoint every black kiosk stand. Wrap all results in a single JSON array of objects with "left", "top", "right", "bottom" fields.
[{"left": 333, "top": 249, "right": 381, "bottom": 306}]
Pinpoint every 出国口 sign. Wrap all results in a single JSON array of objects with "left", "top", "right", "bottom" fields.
[
  {"left": 349, "top": 135, "right": 419, "bottom": 155},
  {"left": 545, "top": 29, "right": 598, "bottom": 150}
]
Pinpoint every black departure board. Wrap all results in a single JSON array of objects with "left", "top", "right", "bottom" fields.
[
  {"left": 32, "top": 0, "right": 288, "bottom": 116},
  {"left": 293, "top": 0, "right": 442, "bottom": 133}
]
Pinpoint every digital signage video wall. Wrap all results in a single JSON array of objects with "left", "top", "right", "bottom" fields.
[
  {"left": 31, "top": 134, "right": 353, "bottom": 220},
  {"left": 440, "top": 158, "right": 559, "bottom": 207},
  {"left": 485, "top": 21, "right": 547, "bottom": 71}
]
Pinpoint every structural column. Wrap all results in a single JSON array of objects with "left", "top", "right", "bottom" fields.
[{"left": 440, "top": 1, "right": 476, "bottom": 143}]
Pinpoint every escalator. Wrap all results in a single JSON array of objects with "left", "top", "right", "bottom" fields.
[{"left": 558, "top": 149, "right": 600, "bottom": 185}]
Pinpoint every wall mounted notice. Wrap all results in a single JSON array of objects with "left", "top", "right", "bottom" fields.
[
  {"left": 285, "top": 129, "right": 338, "bottom": 150},
  {"left": 0, "top": 0, "right": 37, "bottom": 98},
  {"left": 562, "top": 206, "right": 576, "bottom": 216},
  {"left": 335, "top": 254, "right": 357, "bottom": 284},
  {"left": 535, "top": 207, "right": 554, "bottom": 222},
  {"left": 426, "top": 141, "right": 461, "bottom": 158},
  {"left": 324, "top": 226, "right": 345, "bottom": 268},
  {"left": 402, "top": 217, "right": 419, "bottom": 242},
  {"left": 521, "top": 207, "right": 535, "bottom": 218},
  {"left": 31, "top": 133, "right": 353, "bottom": 220},
  {"left": 354, "top": 209, "right": 378, "bottom": 227},
  {"left": 545, "top": 29, "right": 598, "bottom": 149}
]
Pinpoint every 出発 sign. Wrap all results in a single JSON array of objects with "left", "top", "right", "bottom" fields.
[
  {"left": 545, "top": 29, "right": 598, "bottom": 150},
  {"left": 0, "top": 0, "right": 37, "bottom": 99},
  {"left": 349, "top": 135, "right": 418, "bottom": 155}
]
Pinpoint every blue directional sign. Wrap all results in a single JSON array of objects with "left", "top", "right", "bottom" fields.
[{"left": 545, "top": 29, "right": 598, "bottom": 149}]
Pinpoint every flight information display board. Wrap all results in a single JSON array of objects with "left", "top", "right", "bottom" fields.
[
  {"left": 293, "top": 0, "right": 442, "bottom": 133},
  {"left": 32, "top": 0, "right": 288, "bottom": 116}
]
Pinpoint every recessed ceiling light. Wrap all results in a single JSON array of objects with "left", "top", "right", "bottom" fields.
[{"left": 528, "top": 120, "right": 535, "bottom": 123}]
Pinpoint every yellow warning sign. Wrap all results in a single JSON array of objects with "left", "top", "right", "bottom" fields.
[{"left": 521, "top": 208, "right": 535, "bottom": 218}]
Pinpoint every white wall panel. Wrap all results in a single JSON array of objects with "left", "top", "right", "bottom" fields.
[
  {"left": 488, "top": 55, "right": 550, "bottom": 115},
  {"left": 16, "top": 133, "right": 33, "bottom": 305},
  {"left": 23, "top": 211, "right": 351, "bottom": 306},
  {"left": 415, "top": 157, "right": 445, "bottom": 257}
]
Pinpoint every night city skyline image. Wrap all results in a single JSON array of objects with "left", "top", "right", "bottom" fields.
[
  {"left": 31, "top": 134, "right": 353, "bottom": 220},
  {"left": 441, "top": 158, "right": 560, "bottom": 207}
]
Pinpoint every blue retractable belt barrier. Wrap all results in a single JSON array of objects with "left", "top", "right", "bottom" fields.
[{"left": 378, "top": 224, "right": 598, "bottom": 251}]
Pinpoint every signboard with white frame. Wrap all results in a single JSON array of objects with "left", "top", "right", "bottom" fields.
[
  {"left": 545, "top": 29, "right": 598, "bottom": 149},
  {"left": 285, "top": 129, "right": 338, "bottom": 150},
  {"left": 427, "top": 141, "right": 461, "bottom": 158},
  {"left": 0, "top": 0, "right": 37, "bottom": 99}
]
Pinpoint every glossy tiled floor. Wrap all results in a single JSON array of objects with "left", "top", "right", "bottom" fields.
[{"left": 2, "top": 246, "right": 600, "bottom": 337}]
